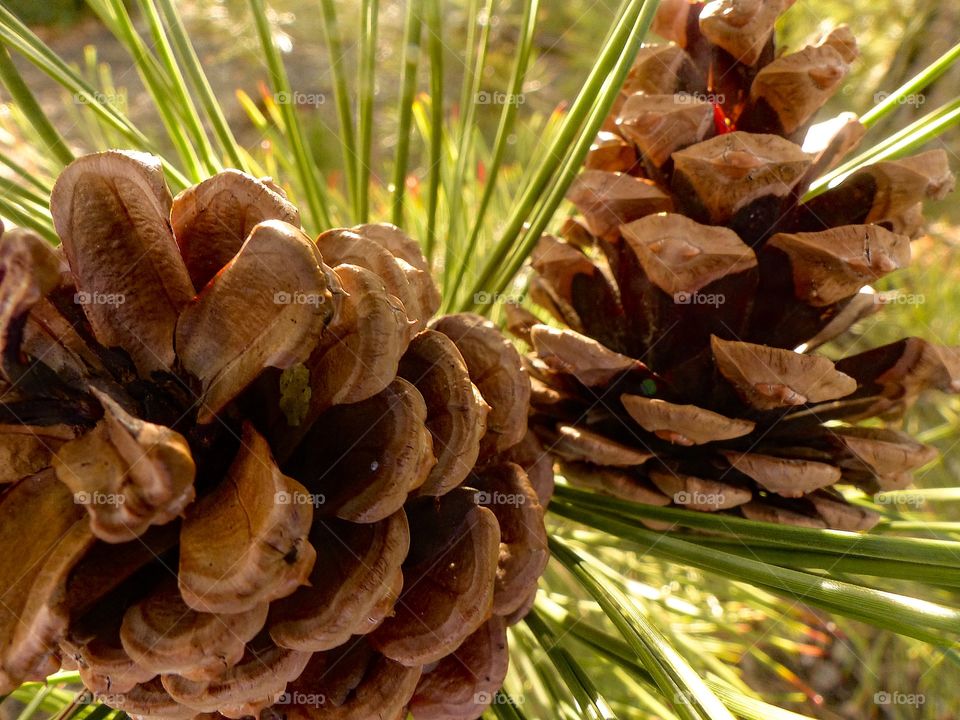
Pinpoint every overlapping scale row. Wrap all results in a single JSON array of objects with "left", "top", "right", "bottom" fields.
[
  {"left": 0, "top": 151, "right": 550, "bottom": 719},
  {"left": 523, "top": 0, "right": 958, "bottom": 529}
]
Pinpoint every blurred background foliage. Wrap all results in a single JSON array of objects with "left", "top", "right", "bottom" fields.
[
  {"left": 2, "top": 1, "right": 960, "bottom": 718},
  {"left": 5, "top": 0, "right": 960, "bottom": 172}
]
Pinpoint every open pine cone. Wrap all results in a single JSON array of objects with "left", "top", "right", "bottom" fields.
[
  {"left": 517, "top": 0, "right": 959, "bottom": 530},
  {"left": 0, "top": 151, "right": 550, "bottom": 720}
]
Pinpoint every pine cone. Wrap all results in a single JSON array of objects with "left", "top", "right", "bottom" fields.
[
  {"left": 0, "top": 151, "right": 550, "bottom": 720},
  {"left": 522, "top": 1, "right": 958, "bottom": 530}
]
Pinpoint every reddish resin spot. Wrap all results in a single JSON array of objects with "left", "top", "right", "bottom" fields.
[{"left": 712, "top": 103, "right": 733, "bottom": 135}]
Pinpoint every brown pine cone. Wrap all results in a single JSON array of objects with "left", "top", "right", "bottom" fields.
[
  {"left": 0, "top": 151, "right": 550, "bottom": 720},
  {"left": 523, "top": 1, "right": 958, "bottom": 530}
]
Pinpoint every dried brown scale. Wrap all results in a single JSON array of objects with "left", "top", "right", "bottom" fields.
[
  {"left": 0, "top": 228, "right": 61, "bottom": 360},
  {"left": 622, "top": 395, "right": 756, "bottom": 445},
  {"left": 51, "top": 152, "right": 195, "bottom": 376},
  {"left": 671, "top": 132, "right": 812, "bottom": 227},
  {"left": 649, "top": 469, "right": 752, "bottom": 511},
  {"left": 350, "top": 222, "right": 442, "bottom": 330},
  {"left": 523, "top": 1, "right": 959, "bottom": 530},
  {"left": 0, "top": 422, "right": 71, "bottom": 483},
  {"left": 471, "top": 463, "right": 549, "bottom": 616},
  {"left": 764, "top": 225, "right": 910, "bottom": 307},
  {"left": 103, "top": 677, "right": 201, "bottom": 720},
  {"left": 120, "top": 579, "right": 269, "bottom": 681},
  {"left": 741, "top": 27, "right": 856, "bottom": 138},
  {"left": 178, "top": 423, "right": 316, "bottom": 615},
  {"left": 830, "top": 426, "right": 938, "bottom": 478},
  {"left": 798, "top": 113, "right": 866, "bottom": 187},
  {"left": 274, "top": 262, "right": 409, "bottom": 459},
  {"left": 283, "top": 378, "right": 436, "bottom": 523},
  {"left": 54, "top": 390, "right": 196, "bottom": 543},
  {"left": 622, "top": 43, "right": 702, "bottom": 97},
  {"left": 407, "top": 616, "right": 509, "bottom": 720},
  {"left": 430, "top": 313, "right": 531, "bottom": 458},
  {"left": 161, "top": 633, "right": 311, "bottom": 717},
  {"left": 531, "top": 235, "right": 623, "bottom": 342},
  {"left": 276, "top": 639, "right": 422, "bottom": 720},
  {"left": 791, "top": 151, "right": 955, "bottom": 236},
  {"left": 806, "top": 490, "right": 879, "bottom": 531},
  {"left": 369, "top": 489, "right": 501, "bottom": 666},
  {"left": 62, "top": 604, "right": 157, "bottom": 696},
  {"left": 21, "top": 294, "right": 108, "bottom": 389},
  {"left": 711, "top": 336, "right": 857, "bottom": 409},
  {"left": 316, "top": 227, "right": 429, "bottom": 333},
  {"left": 267, "top": 513, "right": 409, "bottom": 652},
  {"left": 396, "top": 330, "right": 489, "bottom": 497},
  {"left": 171, "top": 170, "right": 301, "bottom": 291},
  {"left": 0, "top": 151, "right": 548, "bottom": 719},
  {"left": 617, "top": 94, "right": 715, "bottom": 168},
  {"left": 531, "top": 325, "right": 640, "bottom": 388},
  {"left": 489, "top": 429, "right": 556, "bottom": 508},
  {"left": 175, "top": 219, "right": 334, "bottom": 424},
  {"left": 585, "top": 131, "right": 638, "bottom": 172},
  {"left": 699, "top": 0, "right": 796, "bottom": 67},
  {"left": 567, "top": 169, "right": 674, "bottom": 241},
  {"left": 621, "top": 214, "right": 758, "bottom": 295},
  {"left": 64, "top": 524, "right": 181, "bottom": 622},
  {"left": 552, "top": 424, "right": 655, "bottom": 466},
  {"left": 0, "top": 470, "right": 95, "bottom": 691}
]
